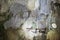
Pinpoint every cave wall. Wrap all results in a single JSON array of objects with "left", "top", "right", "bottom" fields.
[{"left": 0, "top": 0, "right": 60, "bottom": 40}]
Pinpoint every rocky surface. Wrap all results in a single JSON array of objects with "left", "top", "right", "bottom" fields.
[
  {"left": 4, "top": 3, "right": 29, "bottom": 29},
  {"left": 0, "top": 0, "right": 60, "bottom": 40}
]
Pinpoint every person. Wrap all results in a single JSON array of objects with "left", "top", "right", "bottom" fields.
[{"left": 46, "top": 23, "right": 59, "bottom": 40}]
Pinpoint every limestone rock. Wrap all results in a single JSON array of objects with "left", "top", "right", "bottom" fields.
[
  {"left": 27, "top": 0, "right": 37, "bottom": 11},
  {"left": 14, "top": 0, "right": 28, "bottom": 6},
  {"left": 4, "top": 3, "right": 29, "bottom": 29}
]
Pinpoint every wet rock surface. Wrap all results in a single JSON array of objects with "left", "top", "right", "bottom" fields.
[
  {"left": 0, "top": 0, "right": 60, "bottom": 40},
  {"left": 4, "top": 3, "right": 29, "bottom": 29}
]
